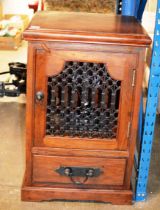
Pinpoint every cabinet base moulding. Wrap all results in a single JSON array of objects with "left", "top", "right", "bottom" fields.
[{"left": 21, "top": 185, "right": 133, "bottom": 205}]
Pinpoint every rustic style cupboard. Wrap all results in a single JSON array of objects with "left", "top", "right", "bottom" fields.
[{"left": 21, "top": 11, "right": 151, "bottom": 204}]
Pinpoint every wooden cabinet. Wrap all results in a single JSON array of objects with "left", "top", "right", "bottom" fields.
[{"left": 21, "top": 11, "right": 151, "bottom": 205}]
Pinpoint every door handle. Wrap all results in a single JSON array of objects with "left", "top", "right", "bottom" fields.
[{"left": 36, "top": 91, "right": 44, "bottom": 101}]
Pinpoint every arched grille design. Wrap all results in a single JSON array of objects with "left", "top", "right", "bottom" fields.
[{"left": 46, "top": 61, "right": 121, "bottom": 139}]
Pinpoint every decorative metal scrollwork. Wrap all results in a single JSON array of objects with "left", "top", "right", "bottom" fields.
[{"left": 46, "top": 61, "right": 121, "bottom": 139}]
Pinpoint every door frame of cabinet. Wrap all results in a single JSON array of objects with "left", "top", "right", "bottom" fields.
[{"left": 34, "top": 45, "right": 138, "bottom": 151}]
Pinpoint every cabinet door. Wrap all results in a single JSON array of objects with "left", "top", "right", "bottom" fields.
[{"left": 34, "top": 48, "right": 137, "bottom": 150}]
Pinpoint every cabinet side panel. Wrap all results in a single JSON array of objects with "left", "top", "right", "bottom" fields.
[
  {"left": 23, "top": 43, "right": 36, "bottom": 186},
  {"left": 124, "top": 49, "right": 146, "bottom": 188}
]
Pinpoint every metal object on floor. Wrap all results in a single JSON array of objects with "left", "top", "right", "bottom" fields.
[
  {"left": 135, "top": 0, "right": 160, "bottom": 201},
  {"left": 0, "top": 62, "right": 26, "bottom": 97}
]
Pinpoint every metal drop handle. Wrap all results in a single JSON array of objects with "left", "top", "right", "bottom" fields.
[
  {"left": 56, "top": 166, "right": 101, "bottom": 185},
  {"left": 63, "top": 167, "right": 95, "bottom": 185},
  {"left": 36, "top": 91, "right": 44, "bottom": 101},
  {"left": 64, "top": 167, "right": 90, "bottom": 185}
]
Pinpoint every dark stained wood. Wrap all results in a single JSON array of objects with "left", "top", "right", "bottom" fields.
[
  {"left": 22, "top": 11, "right": 151, "bottom": 205},
  {"left": 34, "top": 49, "right": 137, "bottom": 150},
  {"left": 21, "top": 185, "right": 133, "bottom": 205},
  {"left": 24, "top": 43, "right": 36, "bottom": 186},
  {"left": 40, "top": 50, "right": 128, "bottom": 80},
  {"left": 32, "top": 155, "right": 126, "bottom": 186},
  {"left": 35, "top": 41, "right": 143, "bottom": 54},
  {"left": 23, "top": 11, "right": 151, "bottom": 47},
  {"left": 44, "top": 136, "right": 118, "bottom": 150},
  {"left": 32, "top": 147, "right": 129, "bottom": 158},
  {"left": 124, "top": 49, "right": 147, "bottom": 188}
]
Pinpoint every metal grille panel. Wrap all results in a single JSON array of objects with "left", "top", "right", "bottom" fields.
[{"left": 46, "top": 61, "right": 121, "bottom": 139}]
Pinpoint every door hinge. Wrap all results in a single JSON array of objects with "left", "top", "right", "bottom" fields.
[
  {"left": 127, "top": 122, "right": 131, "bottom": 138},
  {"left": 132, "top": 69, "right": 136, "bottom": 87}
]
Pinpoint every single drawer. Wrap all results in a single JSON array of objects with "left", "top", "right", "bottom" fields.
[{"left": 33, "top": 155, "right": 126, "bottom": 186}]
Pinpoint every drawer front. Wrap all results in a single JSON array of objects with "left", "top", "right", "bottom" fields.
[{"left": 33, "top": 155, "right": 126, "bottom": 186}]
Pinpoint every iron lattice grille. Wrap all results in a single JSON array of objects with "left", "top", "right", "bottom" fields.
[{"left": 46, "top": 61, "right": 121, "bottom": 139}]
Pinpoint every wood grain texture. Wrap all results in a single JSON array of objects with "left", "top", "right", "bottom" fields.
[
  {"left": 32, "top": 155, "right": 126, "bottom": 186},
  {"left": 41, "top": 50, "right": 127, "bottom": 80},
  {"left": 32, "top": 147, "right": 129, "bottom": 158},
  {"left": 124, "top": 49, "right": 147, "bottom": 188},
  {"left": 21, "top": 185, "right": 133, "bottom": 205},
  {"left": 44, "top": 136, "right": 118, "bottom": 150},
  {"left": 22, "top": 12, "right": 151, "bottom": 205},
  {"left": 23, "top": 11, "right": 151, "bottom": 47},
  {"left": 23, "top": 43, "right": 36, "bottom": 186}
]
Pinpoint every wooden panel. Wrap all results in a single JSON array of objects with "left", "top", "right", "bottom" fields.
[
  {"left": 24, "top": 43, "right": 36, "bottom": 186},
  {"left": 21, "top": 185, "right": 133, "bottom": 205},
  {"left": 23, "top": 11, "right": 151, "bottom": 47},
  {"left": 32, "top": 146, "right": 129, "bottom": 158},
  {"left": 42, "top": 50, "right": 126, "bottom": 80},
  {"left": 33, "top": 155, "right": 126, "bottom": 186},
  {"left": 44, "top": 136, "right": 118, "bottom": 150}
]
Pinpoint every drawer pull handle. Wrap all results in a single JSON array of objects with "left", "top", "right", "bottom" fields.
[
  {"left": 70, "top": 174, "right": 89, "bottom": 185},
  {"left": 56, "top": 166, "right": 102, "bottom": 185}
]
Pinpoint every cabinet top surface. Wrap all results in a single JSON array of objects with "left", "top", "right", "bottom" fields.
[{"left": 24, "top": 11, "right": 151, "bottom": 46}]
